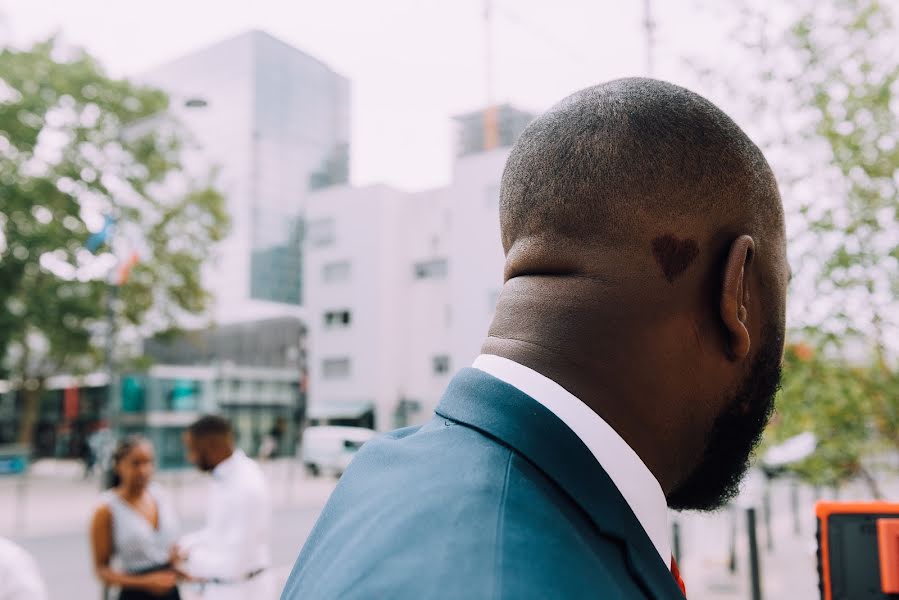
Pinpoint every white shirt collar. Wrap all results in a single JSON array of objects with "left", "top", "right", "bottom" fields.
[
  {"left": 473, "top": 354, "right": 671, "bottom": 563},
  {"left": 212, "top": 449, "right": 244, "bottom": 480}
]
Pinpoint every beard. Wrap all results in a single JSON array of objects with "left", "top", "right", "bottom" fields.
[{"left": 667, "top": 328, "right": 784, "bottom": 511}]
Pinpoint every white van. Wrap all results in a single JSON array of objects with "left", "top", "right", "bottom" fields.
[{"left": 301, "top": 426, "right": 376, "bottom": 477}]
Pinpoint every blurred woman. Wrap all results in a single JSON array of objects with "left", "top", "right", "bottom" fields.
[{"left": 90, "top": 436, "right": 182, "bottom": 599}]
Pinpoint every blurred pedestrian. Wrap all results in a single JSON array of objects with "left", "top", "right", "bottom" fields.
[
  {"left": 258, "top": 417, "right": 286, "bottom": 461},
  {"left": 90, "top": 436, "right": 182, "bottom": 599},
  {"left": 0, "top": 537, "right": 48, "bottom": 600},
  {"left": 258, "top": 434, "right": 276, "bottom": 462},
  {"left": 90, "top": 426, "right": 116, "bottom": 482},
  {"left": 78, "top": 429, "right": 95, "bottom": 479},
  {"left": 176, "top": 415, "right": 272, "bottom": 599}
]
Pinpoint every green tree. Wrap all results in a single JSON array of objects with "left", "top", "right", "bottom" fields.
[
  {"left": 789, "top": 0, "right": 899, "bottom": 464},
  {"left": 768, "top": 344, "right": 881, "bottom": 495},
  {"left": 692, "top": 0, "right": 899, "bottom": 489},
  {"left": 0, "top": 39, "right": 228, "bottom": 443}
]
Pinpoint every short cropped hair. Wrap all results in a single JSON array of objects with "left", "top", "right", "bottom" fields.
[
  {"left": 499, "top": 78, "right": 779, "bottom": 252},
  {"left": 187, "top": 414, "right": 233, "bottom": 439}
]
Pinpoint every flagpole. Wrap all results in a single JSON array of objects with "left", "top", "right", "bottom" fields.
[
  {"left": 104, "top": 282, "right": 117, "bottom": 408},
  {"left": 99, "top": 251, "right": 119, "bottom": 488}
]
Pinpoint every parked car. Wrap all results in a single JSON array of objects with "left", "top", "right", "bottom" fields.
[{"left": 301, "top": 426, "right": 376, "bottom": 477}]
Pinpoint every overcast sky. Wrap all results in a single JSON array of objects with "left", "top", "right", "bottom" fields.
[
  {"left": 0, "top": 0, "right": 729, "bottom": 191},
  {"left": 5, "top": 1, "right": 896, "bottom": 352}
]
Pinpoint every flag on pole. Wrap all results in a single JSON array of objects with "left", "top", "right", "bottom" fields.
[
  {"left": 86, "top": 215, "right": 115, "bottom": 253},
  {"left": 115, "top": 251, "right": 139, "bottom": 285}
]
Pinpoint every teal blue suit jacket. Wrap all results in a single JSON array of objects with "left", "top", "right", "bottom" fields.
[{"left": 281, "top": 368, "right": 685, "bottom": 599}]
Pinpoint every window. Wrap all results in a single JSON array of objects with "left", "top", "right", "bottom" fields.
[
  {"left": 324, "top": 309, "right": 352, "bottom": 329},
  {"left": 307, "top": 218, "right": 335, "bottom": 247},
  {"left": 322, "top": 357, "right": 351, "bottom": 379},
  {"left": 120, "top": 376, "right": 146, "bottom": 413},
  {"left": 161, "top": 378, "right": 200, "bottom": 411},
  {"left": 433, "top": 355, "right": 451, "bottom": 375},
  {"left": 322, "top": 260, "right": 351, "bottom": 282},
  {"left": 413, "top": 258, "right": 448, "bottom": 280}
]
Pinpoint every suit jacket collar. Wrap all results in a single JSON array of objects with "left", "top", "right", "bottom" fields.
[{"left": 436, "top": 368, "right": 684, "bottom": 600}]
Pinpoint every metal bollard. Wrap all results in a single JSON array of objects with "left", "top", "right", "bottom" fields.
[
  {"left": 763, "top": 484, "right": 773, "bottom": 551},
  {"left": 728, "top": 506, "right": 738, "bottom": 574},
  {"left": 747, "top": 507, "right": 763, "bottom": 600},
  {"left": 672, "top": 520, "right": 682, "bottom": 564},
  {"left": 791, "top": 480, "right": 801, "bottom": 535}
]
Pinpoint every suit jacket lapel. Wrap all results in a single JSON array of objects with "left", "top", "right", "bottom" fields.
[{"left": 436, "top": 368, "right": 684, "bottom": 600}]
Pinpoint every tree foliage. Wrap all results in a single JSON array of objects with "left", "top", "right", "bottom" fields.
[
  {"left": 767, "top": 344, "right": 878, "bottom": 490},
  {"left": 0, "top": 39, "right": 228, "bottom": 440},
  {"left": 693, "top": 0, "right": 899, "bottom": 488},
  {"left": 790, "top": 0, "right": 899, "bottom": 361}
]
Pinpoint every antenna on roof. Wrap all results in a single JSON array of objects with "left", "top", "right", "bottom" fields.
[{"left": 483, "top": 0, "right": 499, "bottom": 151}]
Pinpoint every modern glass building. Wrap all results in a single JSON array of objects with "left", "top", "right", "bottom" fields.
[{"left": 143, "top": 30, "right": 350, "bottom": 321}]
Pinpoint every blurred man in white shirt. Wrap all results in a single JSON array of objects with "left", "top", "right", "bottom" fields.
[
  {"left": 0, "top": 537, "right": 47, "bottom": 600},
  {"left": 178, "top": 415, "right": 272, "bottom": 600}
]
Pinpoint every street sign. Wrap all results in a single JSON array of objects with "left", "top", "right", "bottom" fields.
[
  {"left": 0, "top": 455, "right": 26, "bottom": 475},
  {"left": 0, "top": 444, "right": 29, "bottom": 476}
]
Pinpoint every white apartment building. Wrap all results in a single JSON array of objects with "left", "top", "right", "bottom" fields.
[
  {"left": 304, "top": 184, "right": 452, "bottom": 430},
  {"left": 304, "top": 144, "right": 520, "bottom": 431},
  {"left": 447, "top": 149, "right": 510, "bottom": 372}
]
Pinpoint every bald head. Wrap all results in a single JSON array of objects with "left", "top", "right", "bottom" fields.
[
  {"left": 486, "top": 78, "right": 789, "bottom": 511},
  {"left": 500, "top": 78, "right": 781, "bottom": 283}
]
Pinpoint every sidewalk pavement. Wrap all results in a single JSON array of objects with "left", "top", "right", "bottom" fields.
[
  {"left": 4, "top": 460, "right": 896, "bottom": 599},
  {"left": 0, "top": 458, "right": 336, "bottom": 539}
]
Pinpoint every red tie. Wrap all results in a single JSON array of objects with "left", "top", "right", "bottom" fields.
[{"left": 670, "top": 557, "right": 687, "bottom": 597}]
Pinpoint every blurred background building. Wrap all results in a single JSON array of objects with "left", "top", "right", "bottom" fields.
[
  {"left": 143, "top": 29, "right": 351, "bottom": 323},
  {"left": 0, "top": 30, "right": 533, "bottom": 457},
  {"left": 303, "top": 106, "right": 532, "bottom": 431},
  {"left": 133, "top": 316, "right": 307, "bottom": 466},
  {"left": 0, "top": 317, "right": 306, "bottom": 466},
  {"left": 453, "top": 104, "right": 535, "bottom": 157}
]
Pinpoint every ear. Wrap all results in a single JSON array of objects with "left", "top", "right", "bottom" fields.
[{"left": 719, "top": 235, "right": 754, "bottom": 361}]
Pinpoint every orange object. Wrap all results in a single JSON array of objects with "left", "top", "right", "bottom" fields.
[
  {"left": 878, "top": 518, "right": 899, "bottom": 593},
  {"left": 816, "top": 501, "right": 899, "bottom": 600},
  {"left": 670, "top": 557, "right": 686, "bottom": 597},
  {"left": 63, "top": 386, "right": 79, "bottom": 420},
  {"left": 116, "top": 251, "right": 140, "bottom": 285},
  {"left": 483, "top": 105, "right": 499, "bottom": 151}
]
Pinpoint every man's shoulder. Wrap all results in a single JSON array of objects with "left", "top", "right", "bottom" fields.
[
  {"left": 298, "top": 418, "right": 518, "bottom": 544},
  {"left": 282, "top": 418, "right": 636, "bottom": 599},
  {"left": 495, "top": 454, "right": 634, "bottom": 591},
  {"left": 323, "top": 416, "right": 619, "bottom": 528},
  {"left": 235, "top": 454, "right": 269, "bottom": 493},
  {"left": 344, "top": 417, "right": 514, "bottom": 492}
]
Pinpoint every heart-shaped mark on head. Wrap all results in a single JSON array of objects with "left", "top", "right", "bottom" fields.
[{"left": 652, "top": 235, "right": 700, "bottom": 283}]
